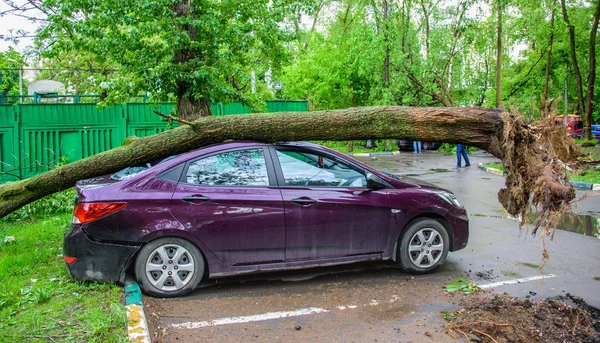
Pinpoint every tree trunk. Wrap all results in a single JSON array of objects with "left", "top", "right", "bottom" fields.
[
  {"left": 496, "top": 0, "right": 503, "bottom": 109},
  {"left": 177, "top": 95, "right": 212, "bottom": 120},
  {"left": 561, "top": 0, "right": 586, "bottom": 116},
  {"left": 585, "top": 0, "right": 600, "bottom": 140},
  {"left": 383, "top": 0, "right": 390, "bottom": 88},
  {"left": 541, "top": 1, "right": 556, "bottom": 116},
  {"left": 0, "top": 107, "right": 579, "bottom": 238},
  {"left": 172, "top": 0, "right": 212, "bottom": 120}
]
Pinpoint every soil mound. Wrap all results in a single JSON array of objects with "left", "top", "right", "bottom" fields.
[{"left": 446, "top": 293, "right": 600, "bottom": 343}]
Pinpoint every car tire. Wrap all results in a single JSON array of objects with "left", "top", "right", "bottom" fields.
[
  {"left": 397, "top": 219, "right": 449, "bottom": 274},
  {"left": 422, "top": 142, "right": 432, "bottom": 150},
  {"left": 135, "top": 237, "right": 204, "bottom": 297}
]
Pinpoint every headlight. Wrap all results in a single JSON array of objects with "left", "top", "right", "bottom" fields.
[{"left": 429, "top": 191, "right": 462, "bottom": 208}]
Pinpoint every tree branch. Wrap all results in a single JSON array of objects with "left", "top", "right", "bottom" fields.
[{"left": 153, "top": 110, "right": 196, "bottom": 126}]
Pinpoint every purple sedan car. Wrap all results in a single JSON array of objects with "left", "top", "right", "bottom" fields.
[{"left": 64, "top": 141, "right": 468, "bottom": 297}]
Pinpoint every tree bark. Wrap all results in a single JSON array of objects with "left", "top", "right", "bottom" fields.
[
  {"left": 561, "top": 0, "right": 586, "bottom": 117},
  {"left": 383, "top": 0, "right": 390, "bottom": 88},
  {"left": 0, "top": 107, "right": 579, "bottom": 235},
  {"left": 585, "top": 0, "right": 600, "bottom": 140},
  {"left": 541, "top": 0, "right": 556, "bottom": 116},
  {"left": 496, "top": 0, "right": 503, "bottom": 109},
  {"left": 173, "top": 0, "right": 212, "bottom": 120}
]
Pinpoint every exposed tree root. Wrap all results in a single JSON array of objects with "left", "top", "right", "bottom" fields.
[{"left": 497, "top": 113, "right": 580, "bottom": 248}]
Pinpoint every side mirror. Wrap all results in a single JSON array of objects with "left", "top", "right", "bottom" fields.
[{"left": 366, "top": 173, "right": 387, "bottom": 190}]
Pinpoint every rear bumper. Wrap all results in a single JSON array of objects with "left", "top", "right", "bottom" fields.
[{"left": 63, "top": 225, "right": 140, "bottom": 284}]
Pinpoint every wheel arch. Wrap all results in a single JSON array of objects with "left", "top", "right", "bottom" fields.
[
  {"left": 392, "top": 213, "right": 454, "bottom": 262},
  {"left": 126, "top": 233, "right": 210, "bottom": 281}
]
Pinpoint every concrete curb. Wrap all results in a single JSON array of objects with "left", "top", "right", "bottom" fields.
[
  {"left": 477, "top": 163, "right": 600, "bottom": 191},
  {"left": 125, "top": 276, "right": 151, "bottom": 343},
  {"left": 477, "top": 163, "right": 506, "bottom": 176}
]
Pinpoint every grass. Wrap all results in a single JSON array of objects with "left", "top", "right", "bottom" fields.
[
  {"left": 313, "top": 140, "right": 398, "bottom": 153},
  {"left": 0, "top": 213, "right": 127, "bottom": 343},
  {"left": 482, "top": 161, "right": 600, "bottom": 185},
  {"left": 570, "top": 168, "right": 600, "bottom": 184},
  {"left": 483, "top": 162, "right": 504, "bottom": 171}
]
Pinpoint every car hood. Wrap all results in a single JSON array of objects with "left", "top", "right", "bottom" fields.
[{"left": 399, "top": 176, "right": 443, "bottom": 190}]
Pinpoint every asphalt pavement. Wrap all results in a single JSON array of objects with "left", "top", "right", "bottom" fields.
[{"left": 144, "top": 150, "right": 600, "bottom": 343}]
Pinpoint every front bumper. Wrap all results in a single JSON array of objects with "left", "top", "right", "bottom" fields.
[
  {"left": 63, "top": 225, "right": 141, "bottom": 284},
  {"left": 447, "top": 208, "right": 469, "bottom": 251}
]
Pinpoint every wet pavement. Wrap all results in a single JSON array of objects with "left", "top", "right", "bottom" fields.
[{"left": 144, "top": 150, "right": 600, "bottom": 343}]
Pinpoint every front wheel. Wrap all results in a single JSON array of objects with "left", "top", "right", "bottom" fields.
[
  {"left": 135, "top": 237, "right": 204, "bottom": 297},
  {"left": 397, "top": 219, "right": 449, "bottom": 274}
]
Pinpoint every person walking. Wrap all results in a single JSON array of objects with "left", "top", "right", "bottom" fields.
[
  {"left": 413, "top": 141, "right": 422, "bottom": 154},
  {"left": 455, "top": 144, "right": 470, "bottom": 168}
]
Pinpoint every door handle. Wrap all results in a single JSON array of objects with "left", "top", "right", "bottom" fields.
[
  {"left": 291, "top": 197, "right": 318, "bottom": 205},
  {"left": 182, "top": 195, "right": 211, "bottom": 203}
]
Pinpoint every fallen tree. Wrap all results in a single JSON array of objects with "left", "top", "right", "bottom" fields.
[{"left": 0, "top": 106, "right": 580, "bottom": 238}]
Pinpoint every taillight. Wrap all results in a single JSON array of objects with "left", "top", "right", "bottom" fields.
[
  {"left": 72, "top": 202, "right": 127, "bottom": 224},
  {"left": 64, "top": 256, "right": 77, "bottom": 264}
]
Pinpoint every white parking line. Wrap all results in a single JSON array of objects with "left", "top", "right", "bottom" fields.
[
  {"left": 478, "top": 274, "right": 557, "bottom": 289},
  {"left": 170, "top": 307, "right": 330, "bottom": 329}
]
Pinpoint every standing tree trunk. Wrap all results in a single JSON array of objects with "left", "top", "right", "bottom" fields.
[
  {"left": 496, "top": 0, "right": 503, "bottom": 109},
  {"left": 383, "top": 0, "right": 390, "bottom": 88},
  {"left": 541, "top": 0, "right": 556, "bottom": 116},
  {"left": 584, "top": 0, "right": 600, "bottom": 140},
  {"left": 173, "top": 0, "right": 212, "bottom": 120},
  {"left": 561, "top": 0, "right": 586, "bottom": 117}
]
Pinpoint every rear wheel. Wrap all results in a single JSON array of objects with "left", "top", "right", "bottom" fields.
[
  {"left": 422, "top": 142, "right": 432, "bottom": 150},
  {"left": 397, "top": 219, "right": 449, "bottom": 274},
  {"left": 135, "top": 237, "right": 204, "bottom": 297}
]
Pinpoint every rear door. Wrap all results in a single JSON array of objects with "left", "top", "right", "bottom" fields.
[
  {"left": 169, "top": 147, "right": 286, "bottom": 266},
  {"left": 270, "top": 146, "right": 391, "bottom": 261}
]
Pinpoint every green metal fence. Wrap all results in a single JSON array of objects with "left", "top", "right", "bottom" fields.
[{"left": 0, "top": 100, "right": 308, "bottom": 182}]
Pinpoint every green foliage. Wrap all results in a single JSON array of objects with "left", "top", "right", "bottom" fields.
[
  {"left": 1, "top": 188, "right": 76, "bottom": 223},
  {"left": 580, "top": 139, "right": 598, "bottom": 147},
  {"left": 0, "top": 214, "right": 126, "bottom": 342},
  {"left": 442, "top": 311, "right": 457, "bottom": 321},
  {"left": 483, "top": 162, "right": 505, "bottom": 171},
  {"left": 570, "top": 168, "right": 600, "bottom": 185},
  {"left": 437, "top": 143, "right": 456, "bottom": 154},
  {"left": 0, "top": 48, "right": 27, "bottom": 101},
  {"left": 445, "top": 276, "right": 480, "bottom": 295},
  {"left": 37, "top": 0, "right": 296, "bottom": 113},
  {"left": 315, "top": 140, "right": 397, "bottom": 153}
]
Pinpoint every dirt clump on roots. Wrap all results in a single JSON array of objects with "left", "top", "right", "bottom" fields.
[
  {"left": 445, "top": 293, "right": 600, "bottom": 343},
  {"left": 498, "top": 114, "right": 581, "bottom": 239}
]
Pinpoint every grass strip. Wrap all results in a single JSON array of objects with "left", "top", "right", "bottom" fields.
[{"left": 0, "top": 214, "right": 127, "bottom": 343}]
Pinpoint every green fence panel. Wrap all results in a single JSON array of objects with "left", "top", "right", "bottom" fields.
[
  {"left": 125, "top": 103, "right": 175, "bottom": 138},
  {"left": 20, "top": 125, "right": 123, "bottom": 179},
  {"left": 19, "top": 104, "right": 125, "bottom": 126},
  {"left": 1, "top": 100, "right": 308, "bottom": 181},
  {"left": 0, "top": 106, "right": 19, "bottom": 182},
  {"left": 222, "top": 102, "right": 252, "bottom": 115},
  {"left": 266, "top": 100, "right": 309, "bottom": 113}
]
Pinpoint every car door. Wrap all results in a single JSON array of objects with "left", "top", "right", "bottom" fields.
[
  {"left": 169, "top": 147, "right": 286, "bottom": 266},
  {"left": 270, "top": 146, "right": 391, "bottom": 261}
]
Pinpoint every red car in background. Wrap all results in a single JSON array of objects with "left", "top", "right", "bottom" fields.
[{"left": 555, "top": 114, "right": 584, "bottom": 138}]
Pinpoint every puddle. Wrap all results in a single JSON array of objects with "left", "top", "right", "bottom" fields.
[
  {"left": 470, "top": 213, "right": 600, "bottom": 240},
  {"left": 469, "top": 213, "right": 506, "bottom": 219},
  {"left": 528, "top": 212, "right": 600, "bottom": 240},
  {"left": 520, "top": 262, "right": 541, "bottom": 269},
  {"left": 501, "top": 270, "right": 523, "bottom": 278}
]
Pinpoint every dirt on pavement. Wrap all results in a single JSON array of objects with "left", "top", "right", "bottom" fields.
[{"left": 446, "top": 293, "right": 600, "bottom": 343}]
